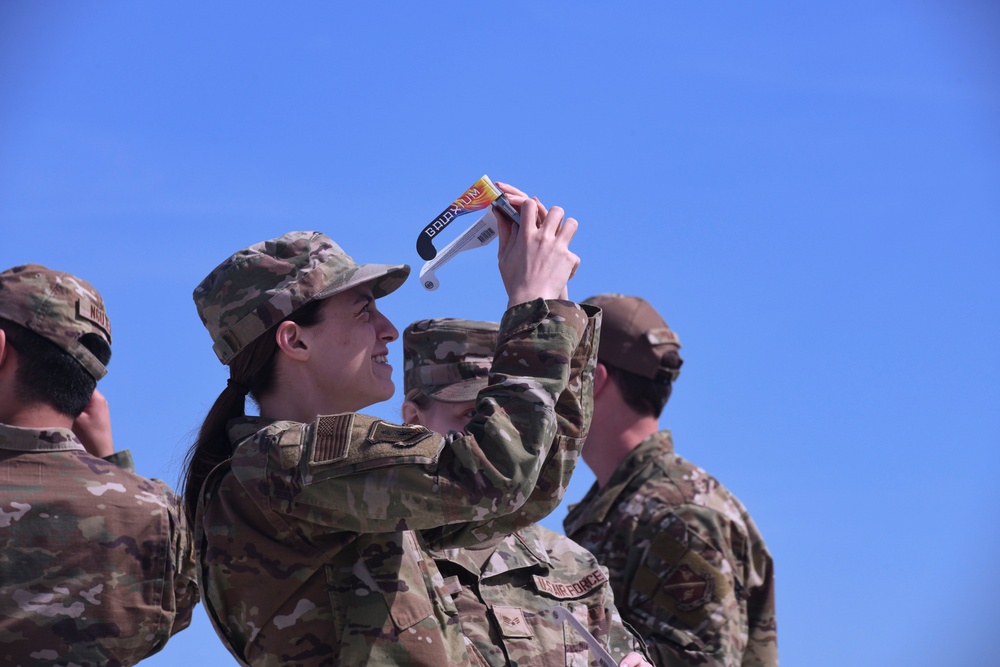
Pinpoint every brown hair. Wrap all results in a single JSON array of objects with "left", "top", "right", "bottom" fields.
[
  {"left": 604, "top": 347, "right": 683, "bottom": 419},
  {"left": 180, "top": 299, "right": 324, "bottom": 524},
  {"left": 0, "top": 318, "right": 111, "bottom": 418}
]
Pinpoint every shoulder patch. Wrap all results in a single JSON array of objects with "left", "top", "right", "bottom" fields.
[
  {"left": 310, "top": 414, "right": 354, "bottom": 466},
  {"left": 303, "top": 414, "right": 443, "bottom": 484},
  {"left": 661, "top": 563, "right": 714, "bottom": 611},
  {"left": 630, "top": 528, "right": 732, "bottom": 630},
  {"left": 533, "top": 567, "right": 609, "bottom": 599},
  {"left": 367, "top": 420, "right": 432, "bottom": 447}
]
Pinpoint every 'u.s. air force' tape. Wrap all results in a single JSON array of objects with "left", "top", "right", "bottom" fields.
[
  {"left": 551, "top": 606, "right": 618, "bottom": 667},
  {"left": 416, "top": 174, "right": 520, "bottom": 291}
]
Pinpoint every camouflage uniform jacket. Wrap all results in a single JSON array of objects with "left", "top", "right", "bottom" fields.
[
  {"left": 195, "top": 299, "right": 600, "bottom": 666},
  {"left": 564, "top": 431, "right": 777, "bottom": 667},
  {"left": 0, "top": 423, "right": 199, "bottom": 667},
  {"left": 427, "top": 523, "right": 648, "bottom": 667}
]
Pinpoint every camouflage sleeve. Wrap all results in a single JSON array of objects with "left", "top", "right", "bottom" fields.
[
  {"left": 426, "top": 302, "right": 601, "bottom": 542},
  {"left": 91, "top": 449, "right": 200, "bottom": 645},
  {"left": 230, "top": 299, "right": 597, "bottom": 544},
  {"left": 623, "top": 505, "right": 776, "bottom": 667},
  {"left": 604, "top": 577, "right": 651, "bottom": 663},
  {"left": 165, "top": 491, "right": 201, "bottom": 638},
  {"left": 740, "top": 521, "right": 778, "bottom": 667}
]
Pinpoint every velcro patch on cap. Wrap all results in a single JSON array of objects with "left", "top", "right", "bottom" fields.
[
  {"left": 646, "top": 327, "right": 680, "bottom": 347},
  {"left": 366, "top": 420, "right": 432, "bottom": 448},
  {"left": 492, "top": 605, "right": 533, "bottom": 638},
  {"left": 76, "top": 297, "right": 111, "bottom": 340},
  {"left": 533, "top": 568, "right": 609, "bottom": 599},
  {"left": 310, "top": 414, "right": 354, "bottom": 465}
]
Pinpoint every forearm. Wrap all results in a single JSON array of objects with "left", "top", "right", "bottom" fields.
[{"left": 234, "top": 299, "right": 596, "bottom": 540}]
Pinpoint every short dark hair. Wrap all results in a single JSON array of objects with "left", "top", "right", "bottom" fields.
[
  {"left": 0, "top": 318, "right": 111, "bottom": 418},
  {"left": 604, "top": 346, "right": 682, "bottom": 419}
]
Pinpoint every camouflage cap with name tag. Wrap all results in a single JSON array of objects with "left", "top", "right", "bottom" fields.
[
  {"left": 403, "top": 318, "right": 498, "bottom": 403},
  {"left": 0, "top": 264, "right": 112, "bottom": 380},
  {"left": 194, "top": 231, "right": 410, "bottom": 364},
  {"left": 582, "top": 293, "right": 682, "bottom": 383}
]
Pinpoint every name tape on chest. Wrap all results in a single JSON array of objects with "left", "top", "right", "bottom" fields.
[{"left": 533, "top": 567, "right": 608, "bottom": 599}]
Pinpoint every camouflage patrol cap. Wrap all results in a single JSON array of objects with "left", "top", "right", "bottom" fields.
[
  {"left": 583, "top": 293, "right": 682, "bottom": 382},
  {"left": 403, "top": 318, "right": 498, "bottom": 403},
  {"left": 194, "top": 231, "right": 410, "bottom": 364},
  {"left": 0, "top": 264, "right": 112, "bottom": 380}
]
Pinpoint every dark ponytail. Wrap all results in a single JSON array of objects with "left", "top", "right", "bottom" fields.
[{"left": 181, "top": 299, "right": 324, "bottom": 525}]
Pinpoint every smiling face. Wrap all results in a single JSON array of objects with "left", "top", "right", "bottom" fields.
[{"left": 297, "top": 283, "right": 399, "bottom": 415}]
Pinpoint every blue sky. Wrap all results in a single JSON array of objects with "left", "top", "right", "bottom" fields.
[{"left": 2, "top": 2, "right": 998, "bottom": 665}]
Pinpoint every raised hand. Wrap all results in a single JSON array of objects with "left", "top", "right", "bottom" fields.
[
  {"left": 73, "top": 389, "right": 115, "bottom": 458},
  {"left": 494, "top": 182, "right": 580, "bottom": 307}
]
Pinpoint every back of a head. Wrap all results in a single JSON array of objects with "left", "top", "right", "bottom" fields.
[
  {"left": 0, "top": 264, "right": 112, "bottom": 417},
  {"left": 402, "top": 318, "right": 499, "bottom": 404},
  {"left": 583, "top": 293, "right": 683, "bottom": 418}
]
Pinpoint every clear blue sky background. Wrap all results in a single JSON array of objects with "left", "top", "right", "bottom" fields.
[{"left": 2, "top": 2, "right": 998, "bottom": 665}]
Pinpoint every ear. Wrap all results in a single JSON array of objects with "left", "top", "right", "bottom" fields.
[
  {"left": 0, "top": 329, "right": 19, "bottom": 383},
  {"left": 401, "top": 400, "right": 422, "bottom": 425},
  {"left": 0, "top": 329, "right": 9, "bottom": 368},
  {"left": 592, "top": 362, "right": 610, "bottom": 399},
  {"left": 274, "top": 321, "right": 310, "bottom": 361}
]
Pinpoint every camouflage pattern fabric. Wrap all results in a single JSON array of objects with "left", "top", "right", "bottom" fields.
[
  {"left": 403, "top": 318, "right": 498, "bottom": 403},
  {"left": 0, "top": 424, "right": 199, "bottom": 667},
  {"left": 193, "top": 231, "right": 409, "bottom": 364},
  {"left": 0, "top": 264, "right": 113, "bottom": 380},
  {"left": 194, "top": 299, "right": 600, "bottom": 666},
  {"left": 564, "top": 431, "right": 778, "bottom": 667},
  {"left": 427, "top": 523, "right": 647, "bottom": 666}
]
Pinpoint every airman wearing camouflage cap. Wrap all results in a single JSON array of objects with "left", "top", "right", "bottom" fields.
[
  {"left": 181, "top": 185, "right": 596, "bottom": 666},
  {"left": 564, "top": 293, "right": 779, "bottom": 667},
  {"left": 402, "top": 318, "right": 653, "bottom": 667},
  {"left": 0, "top": 264, "right": 198, "bottom": 666},
  {"left": 0, "top": 263, "right": 112, "bottom": 379}
]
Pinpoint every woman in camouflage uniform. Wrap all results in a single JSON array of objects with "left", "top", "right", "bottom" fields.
[{"left": 181, "top": 185, "right": 608, "bottom": 666}]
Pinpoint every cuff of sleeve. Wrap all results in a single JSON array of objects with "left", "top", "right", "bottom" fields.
[
  {"left": 498, "top": 299, "right": 596, "bottom": 346},
  {"left": 103, "top": 448, "right": 135, "bottom": 472}
]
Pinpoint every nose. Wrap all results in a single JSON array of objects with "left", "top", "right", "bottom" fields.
[{"left": 375, "top": 309, "right": 398, "bottom": 342}]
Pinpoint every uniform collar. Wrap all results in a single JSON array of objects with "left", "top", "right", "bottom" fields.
[
  {"left": 566, "top": 430, "right": 674, "bottom": 530},
  {"left": 432, "top": 524, "right": 552, "bottom": 580},
  {"left": 227, "top": 415, "right": 277, "bottom": 445},
  {"left": 0, "top": 422, "right": 85, "bottom": 452}
]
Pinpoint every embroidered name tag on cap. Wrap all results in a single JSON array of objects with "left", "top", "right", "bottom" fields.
[
  {"left": 367, "top": 420, "right": 432, "bottom": 447},
  {"left": 533, "top": 568, "right": 608, "bottom": 599},
  {"left": 77, "top": 297, "right": 112, "bottom": 339},
  {"left": 492, "top": 605, "right": 533, "bottom": 638}
]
